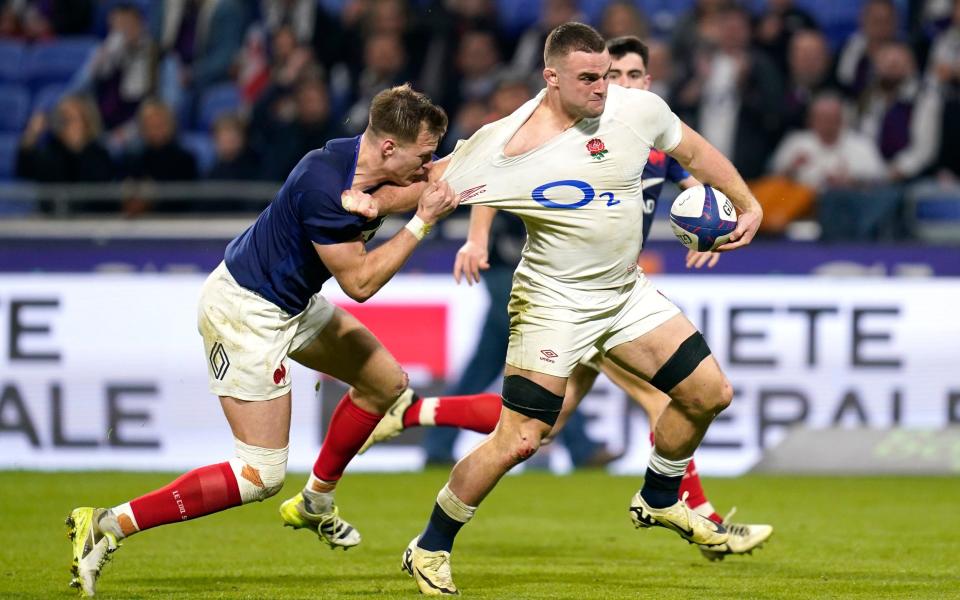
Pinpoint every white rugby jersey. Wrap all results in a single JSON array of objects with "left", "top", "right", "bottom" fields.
[{"left": 443, "top": 84, "right": 683, "bottom": 307}]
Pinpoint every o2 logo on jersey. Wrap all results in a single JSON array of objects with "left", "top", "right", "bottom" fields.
[{"left": 531, "top": 179, "right": 619, "bottom": 209}]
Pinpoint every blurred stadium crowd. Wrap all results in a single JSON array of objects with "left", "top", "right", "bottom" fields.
[{"left": 0, "top": 0, "right": 958, "bottom": 240}]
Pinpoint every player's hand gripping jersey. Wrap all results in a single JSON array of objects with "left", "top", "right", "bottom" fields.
[{"left": 442, "top": 85, "right": 682, "bottom": 310}]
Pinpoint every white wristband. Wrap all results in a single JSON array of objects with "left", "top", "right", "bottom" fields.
[{"left": 405, "top": 215, "right": 432, "bottom": 241}]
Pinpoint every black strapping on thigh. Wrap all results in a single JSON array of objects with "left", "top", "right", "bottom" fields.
[
  {"left": 500, "top": 374, "right": 563, "bottom": 426},
  {"left": 649, "top": 331, "right": 712, "bottom": 394}
]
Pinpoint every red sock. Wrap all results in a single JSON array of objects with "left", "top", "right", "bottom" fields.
[
  {"left": 312, "top": 392, "right": 382, "bottom": 482},
  {"left": 402, "top": 393, "right": 501, "bottom": 434},
  {"left": 649, "top": 433, "right": 722, "bottom": 523},
  {"left": 129, "top": 462, "right": 241, "bottom": 531}
]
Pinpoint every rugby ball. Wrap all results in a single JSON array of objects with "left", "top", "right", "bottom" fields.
[{"left": 669, "top": 185, "right": 737, "bottom": 251}]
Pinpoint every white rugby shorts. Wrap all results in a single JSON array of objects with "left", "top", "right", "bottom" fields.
[
  {"left": 506, "top": 274, "right": 680, "bottom": 377},
  {"left": 197, "top": 262, "right": 336, "bottom": 401}
]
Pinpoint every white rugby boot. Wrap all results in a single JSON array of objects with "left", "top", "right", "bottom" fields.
[
  {"left": 358, "top": 388, "right": 417, "bottom": 454},
  {"left": 699, "top": 508, "right": 773, "bottom": 561},
  {"left": 629, "top": 491, "right": 729, "bottom": 547},
  {"left": 401, "top": 536, "right": 459, "bottom": 596}
]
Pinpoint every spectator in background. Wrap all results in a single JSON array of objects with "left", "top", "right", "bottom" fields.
[
  {"left": 837, "top": 0, "right": 899, "bottom": 98},
  {"left": 511, "top": 0, "right": 582, "bottom": 77},
  {"left": 856, "top": 41, "right": 941, "bottom": 182},
  {"left": 16, "top": 95, "right": 114, "bottom": 185},
  {"left": 927, "top": 0, "right": 960, "bottom": 178},
  {"left": 753, "top": 0, "right": 819, "bottom": 72},
  {"left": 153, "top": 0, "right": 246, "bottom": 121},
  {"left": 436, "top": 29, "right": 505, "bottom": 117},
  {"left": 122, "top": 99, "right": 197, "bottom": 215},
  {"left": 599, "top": 1, "right": 648, "bottom": 40},
  {"left": 341, "top": 32, "right": 408, "bottom": 134},
  {"left": 782, "top": 29, "right": 836, "bottom": 134},
  {"left": 645, "top": 40, "right": 675, "bottom": 100},
  {"left": 669, "top": 0, "right": 733, "bottom": 74},
  {"left": 772, "top": 93, "right": 888, "bottom": 192},
  {"left": 439, "top": 99, "right": 487, "bottom": 156},
  {"left": 257, "top": 77, "right": 343, "bottom": 181},
  {"left": 75, "top": 2, "right": 154, "bottom": 139},
  {"left": 767, "top": 93, "right": 901, "bottom": 242},
  {"left": 0, "top": 0, "right": 93, "bottom": 39},
  {"left": 418, "top": 0, "right": 507, "bottom": 106},
  {"left": 673, "top": 6, "right": 784, "bottom": 179},
  {"left": 208, "top": 113, "right": 259, "bottom": 181}
]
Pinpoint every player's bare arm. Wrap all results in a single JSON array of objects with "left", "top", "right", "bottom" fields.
[
  {"left": 668, "top": 123, "right": 762, "bottom": 252},
  {"left": 453, "top": 205, "right": 497, "bottom": 285},
  {"left": 316, "top": 181, "right": 458, "bottom": 302}
]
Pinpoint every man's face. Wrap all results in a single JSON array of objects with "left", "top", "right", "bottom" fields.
[
  {"left": 605, "top": 52, "right": 650, "bottom": 90},
  {"left": 549, "top": 49, "right": 611, "bottom": 119},
  {"left": 383, "top": 127, "right": 441, "bottom": 184}
]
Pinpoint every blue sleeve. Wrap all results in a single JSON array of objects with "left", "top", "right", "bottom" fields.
[
  {"left": 666, "top": 158, "right": 690, "bottom": 184},
  {"left": 299, "top": 188, "right": 367, "bottom": 245}
]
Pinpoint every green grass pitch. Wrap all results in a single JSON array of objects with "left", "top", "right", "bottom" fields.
[{"left": 2, "top": 470, "right": 958, "bottom": 599}]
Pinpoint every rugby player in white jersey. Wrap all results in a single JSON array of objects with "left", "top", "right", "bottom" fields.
[
  {"left": 360, "top": 35, "right": 773, "bottom": 565},
  {"left": 393, "top": 23, "right": 762, "bottom": 595}
]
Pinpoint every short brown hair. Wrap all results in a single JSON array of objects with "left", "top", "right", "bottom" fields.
[
  {"left": 543, "top": 22, "right": 606, "bottom": 66},
  {"left": 368, "top": 84, "right": 448, "bottom": 143},
  {"left": 607, "top": 36, "right": 649, "bottom": 67}
]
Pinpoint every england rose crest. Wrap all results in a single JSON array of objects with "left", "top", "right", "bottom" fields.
[{"left": 586, "top": 138, "right": 608, "bottom": 160}]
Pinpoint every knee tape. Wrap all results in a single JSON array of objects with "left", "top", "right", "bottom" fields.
[
  {"left": 501, "top": 375, "right": 563, "bottom": 426},
  {"left": 229, "top": 439, "right": 288, "bottom": 503},
  {"left": 649, "top": 331, "right": 712, "bottom": 394}
]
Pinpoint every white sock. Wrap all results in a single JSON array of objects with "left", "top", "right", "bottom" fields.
[
  {"left": 100, "top": 502, "right": 139, "bottom": 539},
  {"left": 436, "top": 484, "right": 476, "bottom": 524},
  {"left": 648, "top": 449, "right": 692, "bottom": 478},
  {"left": 302, "top": 472, "right": 336, "bottom": 514},
  {"left": 418, "top": 397, "right": 439, "bottom": 426}
]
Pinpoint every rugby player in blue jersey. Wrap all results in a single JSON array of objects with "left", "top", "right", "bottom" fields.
[{"left": 64, "top": 84, "right": 458, "bottom": 597}]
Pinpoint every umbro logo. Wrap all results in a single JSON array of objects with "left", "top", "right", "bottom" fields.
[{"left": 539, "top": 349, "right": 558, "bottom": 363}]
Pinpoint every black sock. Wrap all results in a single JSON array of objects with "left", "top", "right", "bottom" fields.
[
  {"left": 640, "top": 467, "right": 683, "bottom": 509},
  {"left": 417, "top": 502, "right": 465, "bottom": 553}
]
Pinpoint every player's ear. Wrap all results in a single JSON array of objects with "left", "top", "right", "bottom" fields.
[
  {"left": 381, "top": 138, "right": 396, "bottom": 158},
  {"left": 543, "top": 67, "right": 559, "bottom": 87}
]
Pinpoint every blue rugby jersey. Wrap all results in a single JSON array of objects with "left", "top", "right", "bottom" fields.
[
  {"left": 225, "top": 136, "right": 384, "bottom": 315},
  {"left": 641, "top": 148, "right": 689, "bottom": 246}
]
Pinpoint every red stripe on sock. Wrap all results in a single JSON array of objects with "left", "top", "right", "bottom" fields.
[
  {"left": 129, "top": 462, "right": 241, "bottom": 531},
  {"left": 312, "top": 392, "right": 382, "bottom": 482}
]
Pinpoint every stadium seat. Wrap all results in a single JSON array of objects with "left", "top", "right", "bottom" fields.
[
  {"left": 0, "top": 133, "right": 18, "bottom": 180},
  {"left": 197, "top": 83, "right": 241, "bottom": 131},
  {"left": 0, "top": 41, "right": 24, "bottom": 83},
  {"left": 181, "top": 132, "right": 217, "bottom": 177},
  {"left": 32, "top": 83, "right": 70, "bottom": 114},
  {"left": 24, "top": 37, "right": 97, "bottom": 88},
  {"left": 906, "top": 187, "right": 960, "bottom": 244},
  {"left": 0, "top": 84, "right": 30, "bottom": 133}
]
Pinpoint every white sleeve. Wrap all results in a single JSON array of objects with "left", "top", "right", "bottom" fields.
[{"left": 623, "top": 90, "right": 683, "bottom": 152}]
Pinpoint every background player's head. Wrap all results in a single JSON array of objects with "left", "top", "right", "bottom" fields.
[
  {"left": 542, "top": 22, "right": 610, "bottom": 119},
  {"left": 366, "top": 84, "right": 448, "bottom": 184},
  {"left": 605, "top": 36, "right": 651, "bottom": 91}
]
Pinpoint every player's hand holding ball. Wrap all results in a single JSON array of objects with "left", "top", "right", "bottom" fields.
[{"left": 670, "top": 184, "right": 761, "bottom": 253}]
